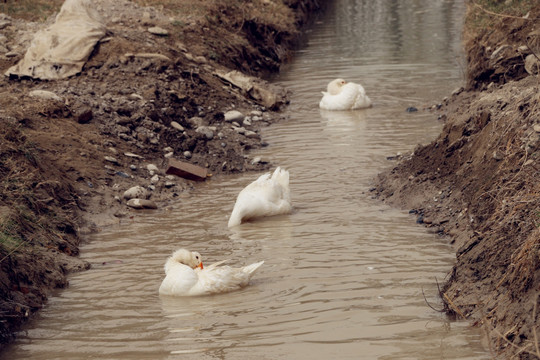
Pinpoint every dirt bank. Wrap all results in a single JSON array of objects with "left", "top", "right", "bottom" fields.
[
  {"left": 0, "top": 0, "right": 323, "bottom": 349},
  {"left": 375, "top": 2, "right": 540, "bottom": 358}
]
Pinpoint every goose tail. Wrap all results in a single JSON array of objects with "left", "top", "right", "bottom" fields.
[{"left": 242, "top": 261, "right": 264, "bottom": 276}]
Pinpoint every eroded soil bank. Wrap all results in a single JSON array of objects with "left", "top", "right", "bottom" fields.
[
  {"left": 0, "top": 0, "right": 323, "bottom": 349},
  {"left": 375, "top": 3, "right": 540, "bottom": 359}
]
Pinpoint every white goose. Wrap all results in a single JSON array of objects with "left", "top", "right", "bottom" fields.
[
  {"left": 159, "top": 249, "right": 264, "bottom": 296},
  {"left": 319, "top": 78, "right": 372, "bottom": 110},
  {"left": 228, "top": 167, "right": 291, "bottom": 228}
]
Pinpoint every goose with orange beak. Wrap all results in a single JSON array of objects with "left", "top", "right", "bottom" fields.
[{"left": 159, "top": 249, "right": 264, "bottom": 296}]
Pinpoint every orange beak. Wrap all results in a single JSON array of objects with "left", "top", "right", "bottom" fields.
[{"left": 198, "top": 262, "right": 204, "bottom": 270}]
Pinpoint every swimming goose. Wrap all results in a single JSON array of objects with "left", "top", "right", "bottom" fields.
[
  {"left": 319, "top": 78, "right": 372, "bottom": 110},
  {"left": 159, "top": 248, "right": 264, "bottom": 296},
  {"left": 228, "top": 167, "right": 291, "bottom": 228}
]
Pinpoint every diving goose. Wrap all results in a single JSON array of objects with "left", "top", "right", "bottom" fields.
[{"left": 228, "top": 167, "right": 291, "bottom": 228}]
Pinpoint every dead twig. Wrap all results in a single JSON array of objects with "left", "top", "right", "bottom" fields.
[{"left": 442, "top": 292, "right": 467, "bottom": 319}]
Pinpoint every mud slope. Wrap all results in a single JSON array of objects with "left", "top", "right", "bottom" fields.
[{"left": 375, "top": 3, "right": 540, "bottom": 359}]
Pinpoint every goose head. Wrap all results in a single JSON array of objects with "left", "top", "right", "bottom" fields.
[
  {"left": 168, "top": 248, "right": 204, "bottom": 269},
  {"left": 327, "top": 78, "right": 347, "bottom": 95}
]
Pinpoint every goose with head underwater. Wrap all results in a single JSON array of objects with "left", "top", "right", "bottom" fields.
[
  {"left": 319, "top": 78, "right": 372, "bottom": 111},
  {"left": 228, "top": 167, "right": 291, "bottom": 228},
  {"left": 159, "top": 248, "right": 264, "bottom": 296}
]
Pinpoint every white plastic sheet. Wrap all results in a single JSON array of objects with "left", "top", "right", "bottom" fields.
[{"left": 5, "top": 0, "right": 106, "bottom": 80}]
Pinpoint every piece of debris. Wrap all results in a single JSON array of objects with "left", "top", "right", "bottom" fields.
[
  {"left": 5, "top": 0, "right": 106, "bottom": 80},
  {"left": 165, "top": 158, "right": 207, "bottom": 181}
]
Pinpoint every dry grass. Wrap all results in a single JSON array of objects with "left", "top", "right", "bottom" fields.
[{"left": 467, "top": 0, "right": 538, "bottom": 29}]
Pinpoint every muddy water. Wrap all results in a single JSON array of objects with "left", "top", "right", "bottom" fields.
[{"left": 5, "top": 1, "right": 490, "bottom": 359}]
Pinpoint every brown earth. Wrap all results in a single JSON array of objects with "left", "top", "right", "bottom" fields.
[
  {"left": 375, "top": 3, "right": 540, "bottom": 359},
  {"left": 0, "top": 0, "right": 323, "bottom": 349}
]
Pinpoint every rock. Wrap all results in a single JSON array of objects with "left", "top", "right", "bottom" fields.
[
  {"left": 406, "top": 106, "right": 418, "bottom": 112},
  {"left": 164, "top": 181, "right": 175, "bottom": 188},
  {"left": 171, "top": 121, "right": 185, "bottom": 131},
  {"left": 165, "top": 158, "right": 207, "bottom": 181},
  {"left": 123, "top": 186, "right": 149, "bottom": 200},
  {"left": 533, "top": 124, "right": 540, "bottom": 133},
  {"left": 104, "top": 156, "right": 119, "bottom": 165},
  {"left": 233, "top": 126, "right": 246, "bottom": 134},
  {"left": 147, "top": 164, "right": 159, "bottom": 173},
  {"left": 126, "top": 198, "right": 158, "bottom": 209},
  {"left": 148, "top": 26, "right": 168, "bottom": 36},
  {"left": 150, "top": 174, "right": 159, "bottom": 184},
  {"left": 124, "top": 152, "right": 143, "bottom": 159},
  {"left": 525, "top": 54, "right": 540, "bottom": 75},
  {"left": 196, "top": 126, "right": 214, "bottom": 140},
  {"left": 244, "top": 130, "right": 259, "bottom": 138},
  {"left": 28, "top": 90, "right": 63, "bottom": 102},
  {"left": 77, "top": 108, "right": 93, "bottom": 124},
  {"left": 224, "top": 110, "right": 245, "bottom": 123},
  {"left": 188, "top": 116, "right": 204, "bottom": 127},
  {"left": 183, "top": 151, "right": 192, "bottom": 159},
  {"left": 116, "top": 171, "right": 130, "bottom": 178}
]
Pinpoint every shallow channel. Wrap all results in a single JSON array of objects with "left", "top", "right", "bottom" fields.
[{"left": 5, "top": 1, "right": 490, "bottom": 359}]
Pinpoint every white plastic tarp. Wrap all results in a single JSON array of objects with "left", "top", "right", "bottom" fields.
[{"left": 5, "top": 0, "right": 106, "bottom": 80}]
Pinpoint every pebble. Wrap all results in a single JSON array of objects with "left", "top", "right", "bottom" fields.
[
  {"left": 116, "top": 171, "right": 130, "bottom": 178},
  {"left": 147, "top": 164, "right": 159, "bottom": 173},
  {"left": 533, "top": 124, "right": 540, "bottom": 133},
  {"left": 130, "top": 164, "right": 137, "bottom": 171},
  {"left": 28, "top": 90, "right": 63, "bottom": 102},
  {"left": 224, "top": 110, "right": 245, "bottom": 123},
  {"left": 151, "top": 174, "right": 159, "bottom": 184},
  {"left": 244, "top": 130, "right": 259, "bottom": 138},
  {"left": 126, "top": 198, "right": 158, "bottom": 209},
  {"left": 124, "top": 152, "right": 143, "bottom": 159},
  {"left": 104, "top": 156, "right": 119, "bottom": 165},
  {"left": 406, "top": 106, "right": 418, "bottom": 112},
  {"left": 492, "top": 150, "right": 504, "bottom": 161},
  {"left": 123, "top": 186, "right": 149, "bottom": 200},
  {"left": 171, "top": 121, "right": 185, "bottom": 131},
  {"left": 183, "top": 151, "right": 192, "bottom": 159},
  {"left": 196, "top": 126, "right": 214, "bottom": 140},
  {"left": 233, "top": 126, "right": 246, "bottom": 134},
  {"left": 164, "top": 181, "right": 175, "bottom": 188},
  {"left": 148, "top": 26, "right": 168, "bottom": 36},
  {"left": 77, "top": 108, "right": 93, "bottom": 124}
]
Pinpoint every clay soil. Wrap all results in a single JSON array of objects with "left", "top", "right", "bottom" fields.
[{"left": 0, "top": 0, "right": 539, "bottom": 358}]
